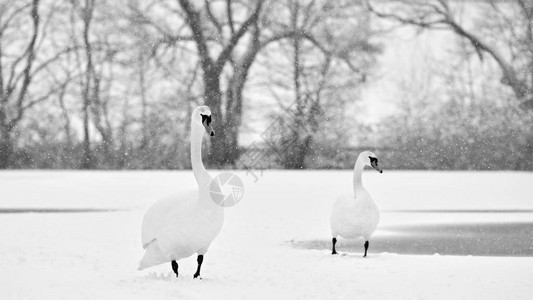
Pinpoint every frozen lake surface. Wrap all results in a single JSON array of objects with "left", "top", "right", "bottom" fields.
[
  {"left": 1, "top": 171, "right": 532, "bottom": 299},
  {"left": 295, "top": 219, "right": 533, "bottom": 256}
]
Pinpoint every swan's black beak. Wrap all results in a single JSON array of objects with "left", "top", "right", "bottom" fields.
[
  {"left": 203, "top": 124, "right": 214, "bottom": 137},
  {"left": 370, "top": 157, "right": 383, "bottom": 173}
]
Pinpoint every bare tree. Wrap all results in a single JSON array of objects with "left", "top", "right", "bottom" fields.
[
  {"left": 126, "top": 0, "right": 375, "bottom": 168},
  {"left": 263, "top": 0, "right": 379, "bottom": 169},
  {"left": 366, "top": 0, "right": 533, "bottom": 167},
  {"left": 0, "top": 0, "right": 72, "bottom": 168},
  {"left": 123, "top": 0, "right": 204, "bottom": 168},
  {"left": 176, "top": 0, "right": 264, "bottom": 167},
  {"left": 69, "top": 0, "right": 97, "bottom": 168},
  {"left": 366, "top": 0, "right": 532, "bottom": 106},
  {"left": 69, "top": 0, "right": 123, "bottom": 168}
]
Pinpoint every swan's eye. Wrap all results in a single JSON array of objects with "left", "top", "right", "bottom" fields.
[{"left": 369, "top": 157, "right": 378, "bottom": 164}]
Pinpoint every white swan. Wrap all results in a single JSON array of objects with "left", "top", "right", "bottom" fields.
[
  {"left": 139, "top": 106, "right": 224, "bottom": 279},
  {"left": 330, "top": 151, "right": 382, "bottom": 257}
]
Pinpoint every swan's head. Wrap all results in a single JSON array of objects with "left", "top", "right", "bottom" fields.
[
  {"left": 360, "top": 151, "right": 382, "bottom": 173},
  {"left": 193, "top": 106, "right": 215, "bottom": 137}
]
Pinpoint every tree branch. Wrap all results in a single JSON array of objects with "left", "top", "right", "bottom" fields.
[
  {"left": 226, "top": 0, "right": 235, "bottom": 35},
  {"left": 0, "top": 42, "right": 3, "bottom": 100},
  {"left": 0, "top": 3, "right": 31, "bottom": 35},
  {"left": 15, "top": 0, "right": 40, "bottom": 118},
  {"left": 178, "top": 0, "right": 213, "bottom": 70},
  {"left": 205, "top": 0, "right": 223, "bottom": 37},
  {"left": 366, "top": 0, "right": 530, "bottom": 100},
  {"left": 213, "top": 0, "right": 263, "bottom": 73}
]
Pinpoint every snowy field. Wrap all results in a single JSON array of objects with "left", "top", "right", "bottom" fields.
[{"left": 1, "top": 170, "right": 532, "bottom": 299}]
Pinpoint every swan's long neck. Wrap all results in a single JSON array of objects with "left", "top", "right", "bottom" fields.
[
  {"left": 353, "top": 156, "right": 366, "bottom": 196},
  {"left": 191, "top": 120, "right": 210, "bottom": 187}
]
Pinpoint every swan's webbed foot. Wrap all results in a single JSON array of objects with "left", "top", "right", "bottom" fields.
[
  {"left": 332, "top": 238, "right": 338, "bottom": 255},
  {"left": 363, "top": 240, "right": 369, "bottom": 257},
  {"left": 193, "top": 255, "right": 204, "bottom": 279},
  {"left": 171, "top": 260, "right": 179, "bottom": 277}
]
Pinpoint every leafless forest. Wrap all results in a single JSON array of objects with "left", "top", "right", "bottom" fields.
[{"left": 0, "top": 0, "right": 532, "bottom": 170}]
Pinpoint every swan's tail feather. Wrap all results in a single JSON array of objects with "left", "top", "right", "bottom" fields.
[{"left": 138, "top": 239, "right": 168, "bottom": 270}]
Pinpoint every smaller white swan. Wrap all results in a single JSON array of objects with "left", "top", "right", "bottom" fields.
[
  {"left": 139, "top": 106, "right": 223, "bottom": 279},
  {"left": 330, "top": 151, "right": 382, "bottom": 257}
]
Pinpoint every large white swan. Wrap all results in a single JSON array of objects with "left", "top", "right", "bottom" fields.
[
  {"left": 330, "top": 151, "right": 382, "bottom": 257},
  {"left": 139, "top": 106, "right": 224, "bottom": 279}
]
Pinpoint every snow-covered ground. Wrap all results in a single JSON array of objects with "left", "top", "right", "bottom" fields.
[{"left": 1, "top": 170, "right": 532, "bottom": 299}]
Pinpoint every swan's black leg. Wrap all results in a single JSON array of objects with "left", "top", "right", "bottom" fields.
[
  {"left": 171, "top": 260, "right": 179, "bottom": 277},
  {"left": 363, "top": 240, "right": 369, "bottom": 257},
  {"left": 193, "top": 255, "right": 204, "bottom": 279},
  {"left": 332, "top": 238, "right": 338, "bottom": 255}
]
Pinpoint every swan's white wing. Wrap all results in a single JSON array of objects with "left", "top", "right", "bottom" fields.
[
  {"left": 138, "top": 239, "right": 168, "bottom": 270},
  {"left": 141, "top": 190, "right": 197, "bottom": 249},
  {"left": 139, "top": 186, "right": 224, "bottom": 269},
  {"left": 331, "top": 193, "right": 380, "bottom": 240},
  {"left": 330, "top": 194, "right": 353, "bottom": 237}
]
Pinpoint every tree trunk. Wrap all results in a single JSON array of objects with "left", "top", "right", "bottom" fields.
[
  {"left": 280, "top": 3, "right": 307, "bottom": 170},
  {"left": 222, "top": 20, "right": 263, "bottom": 167},
  {"left": 81, "top": 99, "right": 92, "bottom": 169},
  {"left": 525, "top": 129, "right": 533, "bottom": 169},
  {"left": 139, "top": 54, "right": 148, "bottom": 151},
  {"left": 57, "top": 86, "right": 73, "bottom": 167},
  {"left": 223, "top": 61, "right": 253, "bottom": 167},
  {"left": 0, "top": 126, "right": 14, "bottom": 169},
  {"left": 79, "top": 0, "right": 95, "bottom": 169},
  {"left": 203, "top": 71, "right": 236, "bottom": 167},
  {"left": 281, "top": 133, "right": 311, "bottom": 169},
  {"left": 224, "top": 78, "right": 243, "bottom": 166}
]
